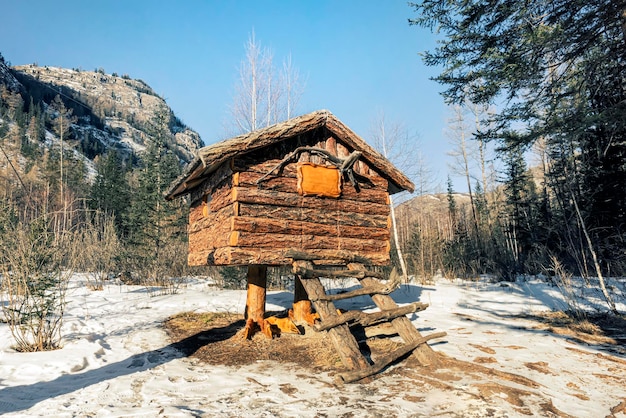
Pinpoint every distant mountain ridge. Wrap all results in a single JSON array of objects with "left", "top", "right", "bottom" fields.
[{"left": 2, "top": 61, "right": 202, "bottom": 167}]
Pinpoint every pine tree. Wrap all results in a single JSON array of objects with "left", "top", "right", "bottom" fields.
[
  {"left": 411, "top": 0, "right": 626, "bottom": 275},
  {"left": 126, "top": 108, "right": 185, "bottom": 282},
  {"left": 90, "top": 150, "right": 130, "bottom": 235}
]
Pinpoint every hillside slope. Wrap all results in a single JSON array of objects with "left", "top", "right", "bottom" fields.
[{"left": 3, "top": 62, "right": 202, "bottom": 166}]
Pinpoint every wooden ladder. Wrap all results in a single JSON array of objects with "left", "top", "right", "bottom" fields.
[{"left": 288, "top": 251, "right": 446, "bottom": 383}]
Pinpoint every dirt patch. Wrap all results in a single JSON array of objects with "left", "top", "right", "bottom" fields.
[
  {"left": 474, "top": 382, "right": 530, "bottom": 407},
  {"left": 164, "top": 311, "right": 548, "bottom": 391},
  {"left": 390, "top": 353, "right": 575, "bottom": 417},
  {"left": 469, "top": 343, "right": 496, "bottom": 354},
  {"left": 165, "top": 312, "right": 576, "bottom": 416},
  {"left": 524, "top": 361, "right": 556, "bottom": 376},
  {"left": 473, "top": 356, "right": 498, "bottom": 364}
]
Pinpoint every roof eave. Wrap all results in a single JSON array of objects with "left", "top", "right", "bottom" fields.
[{"left": 164, "top": 109, "right": 415, "bottom": 199}]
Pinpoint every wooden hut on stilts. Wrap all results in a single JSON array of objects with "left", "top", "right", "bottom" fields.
[{"left": 165, "top": 110, "right": 445, "bottom": 382}]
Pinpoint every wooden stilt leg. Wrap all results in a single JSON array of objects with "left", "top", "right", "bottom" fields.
[
  {"left": 243, "top": 265, "right": 272, "bottom": 339},
  {"left": 290, "top": 276, "right": 319, "bottom": 325}
]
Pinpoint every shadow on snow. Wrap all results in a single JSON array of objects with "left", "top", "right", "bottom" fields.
[{"left": 0, "top": 322, "right": 240, "bottom": 414}]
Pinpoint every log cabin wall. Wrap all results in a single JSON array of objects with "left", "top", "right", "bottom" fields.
[{"left": 187, "top": 127, "right": 392, "bottom": 267}]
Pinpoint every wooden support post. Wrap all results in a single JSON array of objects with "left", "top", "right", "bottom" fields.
[
  {"left": 290, "top": 276, "right": 317, "bottom": 325},
  {"left": 243, "top": 265, "right": 271, "bottom": 339}
]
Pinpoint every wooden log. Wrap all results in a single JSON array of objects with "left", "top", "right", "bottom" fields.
[
  {"left": 325, "top": 117, "right": 414, "bottom": 194},
  {"left": 233, "top": 157, "right": 298, "bottom": 177},
  {"left": 189, "top": 200, "right": 206, "bottom": 224},
  {"left": 188, "top": 250, "right": 213, "bottom": 266},
  {"left": 311, "top": 281, "right": 399, "bottom": 302},
  {"left": 336, "top": 332, "right": 448, "bottom": 384},
  {"left": 314, "top": 302, "right": 429, "bottom": 332},
  {"left": 292, "top": 266, "right": 386, "bottom": 280},
  {"left": 348, "top": 262, "right": 439, "bottom": 367},
  {"left": 237, "top": 161, "right": 387, "bottom": 203},
  {"left": 364, "top": 322, "right": 397, "bottom": 339},
  {"left": 188, "top": 204, "right": 234, "bottom": 252},
  {"left": 231, "top": 216, "right": 390, "bottom": 240},
  {"left": 336, "top": 141, "right": 350, "bottom": 159},
  {"left": 232, "top": 186, "right": 391, "bottom": 216},
  {"left": 208, "top": 179, "right": 235, "bottom": 212},
  {"left": 285, "top": 249, "right": 376, "bottom": 265},
  {"left": 228, "top": 231, "right": 390, "bottom": 254},
  {"left": 188, "top": 204, "right": 234, "bottom": 234},
  {"left": 189, "top": 224, "right": 230, "bottom": 253},
  {"left": 293, "top": 260, "right": 370, "bottom": 371},
  {"left": 246, "top": 265, "right": 267, "bottom": 321},
  {"left": 189, "top": 162, "right": 233, "bottom": 205},
  {"left": 237, "top": 203, "right": 390, "bottom": 229},
  {"left": 243, "top": 172, "right": 389, "bottom": 204},
  {"left": 235, "top": 137, "right": 378, "bottom": 182},
  {"left": 211, "top": 247, "right": 390, "bottom": 266},
  {"left": 188, "top": 203, "right": 234, "bottom": 267},
  {"left": 291, "top": 263, "right": 401, "bottom": 302},
  {"left": 325, "top": 136, "right": 338, "bottom": 157}
]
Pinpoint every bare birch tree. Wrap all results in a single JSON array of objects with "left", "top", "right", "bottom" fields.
[
  {"left": 370, "top": 112, "right": 431, "bottom": 280},
  {"left": 231, "top": 31, "right": 270, "bottom": 133},
  {"left": 281, "top": 53, "right": 306, "bottom": 120},
  {"left": 229, "top": 32, "right": 305, "bottom": 134},
  {"left": 446, "top": 104, "right": 479, "bottom": 232}
]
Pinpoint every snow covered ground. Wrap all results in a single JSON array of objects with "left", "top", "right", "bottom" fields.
[{"left": 0, "top": 274, "right": 625, "bottom": 417}]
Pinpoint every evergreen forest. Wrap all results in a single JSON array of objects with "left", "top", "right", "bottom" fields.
[{"left": 392, "top": 1, "right": 626, "bottom": 308}]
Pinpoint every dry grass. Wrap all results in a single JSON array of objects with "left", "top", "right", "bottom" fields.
[
  {"left": 164, "top": 311, "right": 345, "bottom": 372},
  {"left": 517, "top": 311, "right": 626, "bottom": 347}
]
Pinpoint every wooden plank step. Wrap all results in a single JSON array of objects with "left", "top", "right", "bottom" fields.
[
  {"left": 293, "top": 260, "right": 370, "bottom": 371},
  {"left": 312, "top": 282, "right": 397, "bottom": 302},
  {"left": 336, "top": 331, "right": 447, "bottom": 383},
  {"left": 297, "top": 267, "right": 400, "bottom": 302},
  {"left": 314, "top": 302, "right": 429, "bottom": 332},
  {"left": 348, "top": 262, "right": 440, "bottom": 366}
]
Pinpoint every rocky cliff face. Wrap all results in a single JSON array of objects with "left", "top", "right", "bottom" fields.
[
  {"left": 7, "top": 63, "right": 202, "bottom": 164},
  {"left": 0, "top": 60, "right": 21, "bottom": 92}
]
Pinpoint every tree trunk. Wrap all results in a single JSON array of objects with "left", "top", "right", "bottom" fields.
[
  {"left": 244, "top": 265, "right": 268, "bottom": 337},
  {"left": 389, "top": 194, "right": 408, "bottom": 281},
  {"left": 570, "top": 193, "right": 619, "bottom": 314}
]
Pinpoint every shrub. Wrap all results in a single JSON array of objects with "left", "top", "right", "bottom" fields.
[
  {"left": 78, "top": 212, "right": 121, "bottom": 291},
  {"left": 0, "top": 216, "right": 73, "bottom": 351}
]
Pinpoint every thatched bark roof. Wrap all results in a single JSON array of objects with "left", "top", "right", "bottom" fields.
[{"left": 165, "top": 110, "right": 414, "bottom": 200}]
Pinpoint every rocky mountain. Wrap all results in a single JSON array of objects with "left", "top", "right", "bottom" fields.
[
  {"left": 0, "top": 60, "right": 21, "bottom": 92},
  {"left": 1, "top": 59, "right": 202, "bottom": 169}
]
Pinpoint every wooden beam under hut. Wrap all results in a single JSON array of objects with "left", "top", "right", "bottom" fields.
[
  {"left": 294, "top": 267, "right": 402, "bottom": 302},
  {"left": 293, "top": 266, "right": 387, "bottom": 280},
  {"left": 284, "top": 249, "right": 374, "bottom": 266}
]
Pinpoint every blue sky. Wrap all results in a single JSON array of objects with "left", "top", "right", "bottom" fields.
[{"left": 2, "top": 1, "right": 456, "bottom": 192}]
